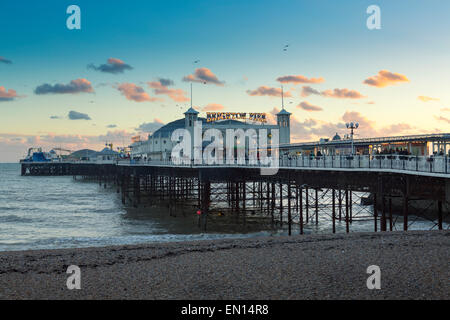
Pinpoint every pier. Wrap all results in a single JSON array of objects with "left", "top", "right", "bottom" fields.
[{"left": 20, "top": 154, "right": 450, "bottom": 234}]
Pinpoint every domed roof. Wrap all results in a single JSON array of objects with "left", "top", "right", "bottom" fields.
[
  {"left": 332, "top": 132, "right": 341, "bottom": 141},
  {"left": 212, "top": 119, "right": 247, "bottom": 126},
  {"left": 152, "top": 117, "right": 207, "bottom": 138},
  {"left": 184, "top": 107, "right": 199, "bottom": 115},
  {"left": 150, "top": 117, "right": 250, "bottom": 138},
  {"left": 99, "top": 147, "right": 118, "bottom": 155},
  {"left": 277, "top": 108, "right": 291, "bottom": 116}
]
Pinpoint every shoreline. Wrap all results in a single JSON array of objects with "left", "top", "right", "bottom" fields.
[{"left": 0, "top": 230, "right": 448, "bottom": 299}]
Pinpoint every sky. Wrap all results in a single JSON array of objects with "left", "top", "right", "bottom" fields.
[{"left": 1, "top": 0, "right": 450, "bottom": 161}]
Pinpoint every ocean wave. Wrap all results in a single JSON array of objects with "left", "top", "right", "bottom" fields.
[
  {"left": 0, "top": 214, "right": 34, "bottom": 223},
  {"left": 0, "top": 231, "right": 276, "bottom": 251}
]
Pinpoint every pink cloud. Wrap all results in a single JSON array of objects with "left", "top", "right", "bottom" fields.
[
  {"left": 435, "top": 115, "right": 450, "bottom": 124},
  {"left": 298, "top": 101, "right": 323, "bottom": 111},
  {"left": 247, "top": 86, "right": 292, "bottom": 97},
  {"left": 202, "top": 103, "right": 225, "bottom": 111},
  {"left": 277, "top": 75, "right": 324, "bottom": 84},
  {"left": 418, "top": 96, "right": 439, "bottom": 102},
  {"left": 117, "top": 83, "right": 159, "bottom": 102},
  {"left": 0, "top": 86, "right": 19, "bottom": 102},
  {"left": 301, "top": 86, "right": 366, "bottom": 99},
  {"left": 182, "top": 68, "right": 225, "bottom": 86},
  {"left": 363, "top": 70, "right": 409, "bottom": 88},
  {"left": 147, "top": 81, "right": 189, "bottom": 102}
]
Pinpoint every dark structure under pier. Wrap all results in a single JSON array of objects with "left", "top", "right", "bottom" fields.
[{"left": 21, "top": 162, "right": 450, "bottom": 234}]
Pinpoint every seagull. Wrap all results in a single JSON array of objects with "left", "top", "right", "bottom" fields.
[
  {"left": 283, "top": 44, "right": 289, "bottom": 52},
  {"left": 194, "top": 60, "right": 200, "bottom": 64}
]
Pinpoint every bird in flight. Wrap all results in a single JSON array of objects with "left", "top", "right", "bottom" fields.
[{"left": 194, "top": 59, "right": 200, "bottom": 64}]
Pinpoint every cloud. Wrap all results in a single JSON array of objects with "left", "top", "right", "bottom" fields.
[
  {"left": 35, "top": 79, "right": 94, "bottom": 95},
  {"left": 341, "top": 111, "right": 414, "bottom": 137},
  {"left": 182, "top": 68, "right": 225, "bottom": 86},
  {"left": 136, "top": 119, "right": 164, "bottom": 133},
  {"left": 247, "top": 86, "right": 292, "bottom": 97},
  {"left": 322, "top": 88, "right": 366, "bottom": 99},
  {"left": 0, "top": 130, "right": 139, "bottom": 162},
  {"left": 298, "top": 101, "right": 323, "bottom": 111},
  {"left": 147, "top": 80, "right": 189, "bottom": 102},
  {"left": 363, "top": 70, "right": 409, "bottom": 88},
  {"left": 88, "top": 58, "right": 133, "bottom": 74},
  {"left": 50, "top": 115, "right": 62, "bottom": 119},
  {"left": 267, "top": 107, "right": 344, "bottom": 142},
  {"left": 267, "top": 107, "right": 415, "bottom": 143},
  {"left": 441, "top": 107, "right": 450, "bottom": 112},
  {"left": 277, "top": 75, "right": 324, "bottom": 84},
  {"left": 202, "top": 103, "right": 225, "bottom": 111},
  {"left": 300, "top": 86, "right": 321, "bottom": 97},
  {"left": 435, "top": 115, "right": 450, "bottom": 124},
  {"left": 116, "top": 83, "right": 159, "bottom": 102},
  {"left": 0, "top": 86, "right": 19, "bottom": 102},
  {"left": 97, "top": 130, "right": 135, "bottom": 143},
  {"left": 418, "top": 96, "right": 439, "bottom": 102},
  {"left": 301, "top": 86, "right": 366, "bottom": 99},
  {"left": 68, "top": 110, "right": 91, "bottom": 120},
  {"left": 0, "top": 57, "right": 12, "bottom": 64},
  {"left": 158, "top": 78, "right": 174, "bottom": 87},
  {"left": 106, "top": 124, "right": 117, "bottom": 128}
]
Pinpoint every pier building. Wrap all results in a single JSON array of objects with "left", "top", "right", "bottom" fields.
[{"left": 130, "top": 107, "right": 291, "bottom": 160}]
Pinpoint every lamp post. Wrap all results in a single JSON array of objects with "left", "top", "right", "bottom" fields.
[{"left": 346, "top": 122, "right": 359, "bottom": 155}]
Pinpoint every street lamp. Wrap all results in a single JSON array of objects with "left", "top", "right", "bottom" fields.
[{"left": 346, "top": 122, "right": 359, "bottom": 155}]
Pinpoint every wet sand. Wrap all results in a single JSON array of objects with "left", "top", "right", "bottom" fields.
[{"left": 0, "top": 230, "right": 448, "bottom": 299}]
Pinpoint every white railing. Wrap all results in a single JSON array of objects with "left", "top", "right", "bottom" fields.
[{"left": 117, "top": 155, "right": 450, "bottom": 176}]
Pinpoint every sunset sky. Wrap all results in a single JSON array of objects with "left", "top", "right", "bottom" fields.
[{"left": 1, "top": 0, "right": 450, "bottom": 161}]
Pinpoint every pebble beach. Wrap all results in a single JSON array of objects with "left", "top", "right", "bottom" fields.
[{"left": 0, "top": 230, "right": 448, "bottom": 300}]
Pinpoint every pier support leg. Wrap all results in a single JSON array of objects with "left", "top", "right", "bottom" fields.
[
  {"left": 349, "top": 191, "right": 353, "bottom": 223},
  {"left": 403, "top": 177, "right": 409, "bottom": 231},
  {"left": 345, "top": 188, "right": 349, "bottom": 233},
  {"left": 306, "top": 187, "right": 309, "bottom": 223},
  {"left": 373, "top": 193, "right": 378, "bottom": 232},
  {"left": 381, "top": 194, "right": 387, "bottom": 232},
  {"left": 288, "top": 182, "right": 292, "bottom": 236},
  {"left": 315, "top": 188, "right": 318, "bottom": 225},
  {"left": 242, "top": 181, "right": 246, "bottom": 225},
  {"left": 279, "top": 183, "right": 283, "bottom": 226},
  {"left": 438, "top": 200, "right": 443, "bottom": 230},
  {"left": 200, "top": 181, "right": 210, "bottom": 231},
  {"left": 389, "top": 198, "right": 393, "bottom": 231},
  {"left": 271, "top": 183, "right": 275, "bottom": 226},
  {"left": 403, "top": 195, "right": 408, "bottom": 231},
  {"left": 338, "top": 190, "right": 342, "bottom": 221},
  {"left": 299, "top": 187, "right": 303, "bottom": 235},
  {"left": 332, "top": 188, "right": 336, "bottom": 234}
]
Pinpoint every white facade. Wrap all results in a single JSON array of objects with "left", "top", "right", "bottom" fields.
[{"left": 130, "top": 107, "right": 291, "bottom": 160}]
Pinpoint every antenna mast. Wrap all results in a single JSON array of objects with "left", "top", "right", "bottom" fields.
[{"left": 190, "top": 83, "right": 193, "bottom": 108}]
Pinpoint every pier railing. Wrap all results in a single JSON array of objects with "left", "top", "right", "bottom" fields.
[{"left": 118, "top": 155, "right": 450, "bottom": 176}]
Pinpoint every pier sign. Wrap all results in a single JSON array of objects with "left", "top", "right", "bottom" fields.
[{"left": 206, "top": 112, "right": 267, "bottom": 123}]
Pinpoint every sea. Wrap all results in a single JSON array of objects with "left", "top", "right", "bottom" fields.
[{"left": 0, "top": 163, "right": 445, "bottom": 251}]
